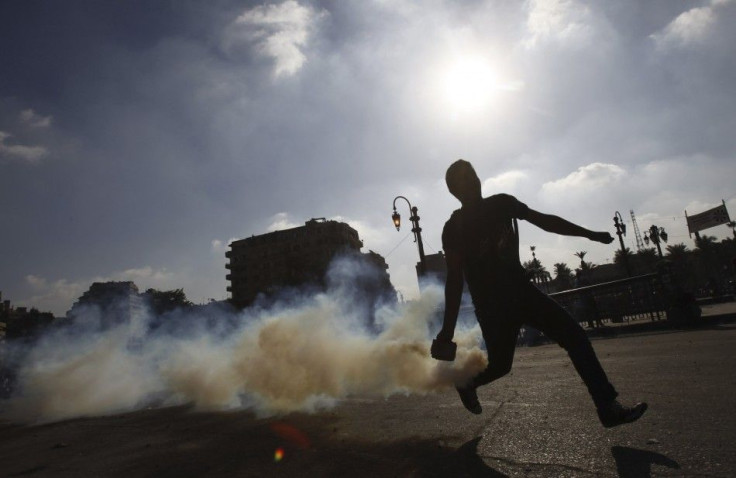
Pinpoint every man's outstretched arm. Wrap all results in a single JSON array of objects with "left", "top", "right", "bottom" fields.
[
  {"left": 437, "top": 249, "right": 463, "bottom": 342},
  {"left": 525, "top": 209, "right": 614, "bottom": 244}
]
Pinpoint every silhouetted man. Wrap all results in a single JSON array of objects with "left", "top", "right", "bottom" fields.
[{"left": 435, "top": 159, "right": 646, "bottom": 428}]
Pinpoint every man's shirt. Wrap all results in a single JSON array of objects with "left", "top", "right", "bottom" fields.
[{"left": 442, "top": 194, "right": 530, "bottom": 306}]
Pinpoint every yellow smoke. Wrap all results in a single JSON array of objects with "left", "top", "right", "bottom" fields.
[{"left": 6, "top": 285, "right": 487, "bottom": 422}]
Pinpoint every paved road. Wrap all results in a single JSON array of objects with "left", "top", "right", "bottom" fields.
[{"left": 2, "top": 320, "right": 735, "bottom": 477}]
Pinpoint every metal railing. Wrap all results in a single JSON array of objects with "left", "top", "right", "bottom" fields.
[{"left": 549, "top": 273, "right": 669, "bottom": 325}]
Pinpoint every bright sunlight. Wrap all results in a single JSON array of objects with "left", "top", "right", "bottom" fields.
[
  {"left": 441, "top": 57, "right": 497, "bottom": 113},
  {"left": 435, "top": 55, "right": 523, "bottom": 118}
]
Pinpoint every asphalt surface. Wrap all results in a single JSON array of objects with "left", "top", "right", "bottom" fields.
[{"left": 2, "top": 313, "right": 735, "bottom": 477}]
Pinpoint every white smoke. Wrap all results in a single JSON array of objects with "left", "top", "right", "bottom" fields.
[{"left": 2, "top": 260, "right": 487, "bottom": 423}]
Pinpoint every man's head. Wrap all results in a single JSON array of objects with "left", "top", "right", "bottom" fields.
[{"left": 446, "top": 159, "right": 482, "bottom": 204}]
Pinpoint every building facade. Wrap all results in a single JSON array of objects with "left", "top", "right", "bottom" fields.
[
  {"left": 226, "top": 218, "right": 395, "bottom": 308},
  {"left": 66, "top": 281, "right": 144, "bottom": 326}
]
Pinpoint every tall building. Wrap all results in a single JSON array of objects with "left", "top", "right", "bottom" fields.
[
  {"left": 226, "top": 218, "right": 395, "bottom": 308},
  {"left": 66, "top": 281, "right": 144, "bottom": 326}
]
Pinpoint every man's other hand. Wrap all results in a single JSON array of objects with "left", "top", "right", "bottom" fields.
[{"left": 590, "top": 231, "right": 614, "bottom": 244}]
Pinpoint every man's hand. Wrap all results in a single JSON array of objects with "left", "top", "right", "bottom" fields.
[
  {"left": 589, "top": 231, "right": 614, "bottom": 244},
  {"left": 436, "top": 328, "right": 454, "bottom": 343}
]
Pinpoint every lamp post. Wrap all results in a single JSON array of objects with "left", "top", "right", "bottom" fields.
[
  {"left": 613, "top": 211, "right": 631, "bottom": 277},
  {"left": 392, "top": 196, "right": 427, "bottom": 277},
  {"left": 644, "top": 225, "right": 668, "bottom": 259}
]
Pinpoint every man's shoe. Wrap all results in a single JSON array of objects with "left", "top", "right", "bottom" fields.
[
  {"left": 456, "top": 386, "right": 482, "bottom": 415},
  {"left": 597, "top": 400, "right": 648, "bottom": 428}
]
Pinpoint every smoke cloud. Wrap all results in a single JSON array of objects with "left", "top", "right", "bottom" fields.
[{"left": 2, "top": 260, "right": 486, "bottom": 423}]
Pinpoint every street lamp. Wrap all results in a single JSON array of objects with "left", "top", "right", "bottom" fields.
[
  {"left": 613, "top": 211, "right": 631, "bottom": 277},
  {"left": 391, "top": 196, "right": 427, "bottom": 277},
  {"left": 644, "top": 225, "right": 668, "bottom": 258}
]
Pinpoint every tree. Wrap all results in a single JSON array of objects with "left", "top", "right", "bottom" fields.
[
  {"left": 553, "top": 262, "right": 574, "bottom": 290},
  {"left": 665, "top": 243, "right": 689, "bottom": 260},
  {"left": 574, "top": 251, "right": 587, "bottom": 268},
  {"left": 664, "top": 242, "right": 695, "bottom": 290},
  {"left": 726, "top": 221, "right": 736, "bottom": 238},
  {"left": 694, "top": 234, "right": 717, "bottom": 251},
  {"left": 523, "top": 258, "right": 551, "bottom": 285},
  {"left": 573, "top": 251, "right": 597, "bottom": 275},
  {"left": 614, "top": 247, "right": 634, "bottom": 272},
  {"left": 144, "top": 288, "right": 193, "bottom": 315},
  {"left": 633, "top": 248, "right": 658, "bottom": 274}
]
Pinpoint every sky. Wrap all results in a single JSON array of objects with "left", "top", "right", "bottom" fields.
[{"left": 2, "top": 0, "right": 736, "bottom": 316}]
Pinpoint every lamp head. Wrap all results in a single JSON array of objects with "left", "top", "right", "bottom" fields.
[{"left": 392, "top": 210, "right": 401, "bottom": 231}]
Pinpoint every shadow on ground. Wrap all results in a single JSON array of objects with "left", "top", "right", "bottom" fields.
[
  {"left": 1, "top": 407, "right": 509, "bottom": 478},
  {"left": 611, "top": 446, "right": 680, "bottom": 478},
  {"left": 416, "top": 437, "right": 507, "bottom": 477}
]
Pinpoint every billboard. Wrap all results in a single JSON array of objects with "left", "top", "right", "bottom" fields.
[{"left": 686, "top": 202, "right": 731, "bottom": 234}]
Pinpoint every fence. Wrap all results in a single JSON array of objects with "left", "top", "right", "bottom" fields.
[{"left": 549, "top": 273, "right": 669, "bottom": 325}]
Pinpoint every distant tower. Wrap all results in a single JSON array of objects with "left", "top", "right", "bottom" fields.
[{"left": 630, "top": 210, "right": 644, "bottom": 251}]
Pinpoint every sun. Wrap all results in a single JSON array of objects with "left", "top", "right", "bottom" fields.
[{"left": 440, "top": 57, "right": 498, "bottom": 113}]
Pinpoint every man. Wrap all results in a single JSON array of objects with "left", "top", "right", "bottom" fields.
[{"left": 436, "top": 159, "right": 646, "bottom": 428}]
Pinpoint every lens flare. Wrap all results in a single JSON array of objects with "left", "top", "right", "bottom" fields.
[
  {"left": 270, "top": 422, "right": 311, "bottom": 449},
  {"left": 274, "top": 447, "right": 284, "bottom": 462}
]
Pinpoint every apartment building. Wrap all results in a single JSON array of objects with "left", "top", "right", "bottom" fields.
[{"left": 226, "top": 218, "right": 394, "bottom": 308}]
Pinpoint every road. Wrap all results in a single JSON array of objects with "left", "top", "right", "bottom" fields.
[{"left": 2, "top": 319, "right": 735, "bottom": 477}]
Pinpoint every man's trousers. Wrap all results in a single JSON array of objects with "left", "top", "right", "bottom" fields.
[{"left": 471, "top": 282, "right": 618, "bottom": 408}]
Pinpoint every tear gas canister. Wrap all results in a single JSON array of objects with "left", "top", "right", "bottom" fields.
[{"left": 430, "top": 339, "right": 457, "bottom": 361}]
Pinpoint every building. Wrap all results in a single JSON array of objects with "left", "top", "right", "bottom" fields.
[
  {"left": 226, "top": 218, "right": 395, "bottom": 308},
  {"left": 417, "top": 251, "right": 448, "bottom": 287},
  {"left": 0, "top": 291, "right": 56, "bottom": 341},
  {"left": 66, "top": 281, "right": 144, "bottom": 326}
]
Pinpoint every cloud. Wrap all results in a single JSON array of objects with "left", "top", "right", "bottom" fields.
[
  {"left": 116, "top": 266, "right": 174, "bottom": 284},
  {"left": 541, "top": 163, "right": 626, "bottom": 196},
  {"left": 227, "top": 0, "right": 327, "bottom": 77},
  {"left": 266, "top": 212, "right": 301, "bottom": 232},
  {"left": 523, "top": 0, "right": 597, "bottom": 49},
  {"left": 0, "top": 131, "right": 48, "bottom": 163},
  {"left": 22, "top": 276, "right": 87, "bottom": 315},
  {"left": 19, "top": 109, "right": 52, "bottom": 128},
  {"left": 650, "top": 0, "right": 734, "bottom": 49},
  {"left": 482, "top": 170, "right": 529, "bottom": 195},
  {"left": 25, "top": 274, "right": 48, "bottom": 290}
]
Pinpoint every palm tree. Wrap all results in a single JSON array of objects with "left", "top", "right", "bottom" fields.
[
  {"left": 614, "top": 247, "right": 634, "bottom": 274},
  {"left": 523, "top": 258, "right": 543, "bottom": 278},
  {"left": 665, "top": 243, "right": 689, "bottom": 260},
  {"left": 633, "top": 248, "right": 659, "bottom": 273},
  {"left": 574, "top": 251, "right": 587, "bottom": 268},
  {"left": 537, "top": 264, "right": 552, "bottom": 282},
  {"left": 553, "top": 262, "right": 574, "bottom": 289},
  {"left": 694, "top": 234, "right": 717, "bottom": 251},
  {"left": 665, "top": 242, "right": 694, "bottom": 289},
  {"left": 523, "top": 258, "right": 551, "bottom": 292},
  {"left": 727, "top": 221, "right": 736, "bottom": 239}
]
